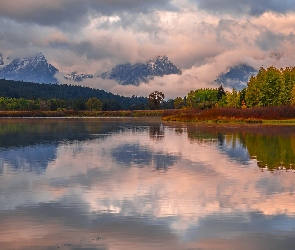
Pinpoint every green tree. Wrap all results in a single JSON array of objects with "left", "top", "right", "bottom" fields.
[
  {"left": 291, "top": 84, "right": 295, "bottom": 106},
  {"left": 217, "top": 85, "right": 226, "bottom": 101},
  {"left": 260, "top": 66, "right": 281, "bottom": 106},
  {"left": 102, "top": 99, "right": 121, "bottom": 111},
  {"left": 72, "top": 99, "right": 87, "bottom": 111},
  {"left": 245, "top": 68, "right": 265, "bottom": 107},
  {"left": 86, "top": 97, "right": 103, "bottom": 111},
  {"left": 187, "top": 90, "right": 197, "bottom": 108},
  {"left": 38, "top": 100, "right": 50, "bottom": 111},
  {"left": 239, "top": 88, "right": 247, "bottom": 107},
  {"left": 226, "top": 89, "right": 240, "bottom": 108},
  {"left": 174, "top": 97, "right": 185, "bottom": 109},
  {"left": 161, "top": 99, "right": 174, "bottom": 109},
  {"left": 217, "top": 94, "right": 227, "bottom": 107},
  {"left": 186, "top": 88, "right": 218, "bottom": 109},
  {"left": 278, "top": 67, "right": 295, "bottom": 106}
]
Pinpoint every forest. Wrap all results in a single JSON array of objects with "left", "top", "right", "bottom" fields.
[{"left": 0, "top": 79, "right": 147, "bottom": 111}]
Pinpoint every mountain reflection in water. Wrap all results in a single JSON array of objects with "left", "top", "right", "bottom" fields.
[{"left": 0, "top": 119, "right": 295, "bottom": 249}]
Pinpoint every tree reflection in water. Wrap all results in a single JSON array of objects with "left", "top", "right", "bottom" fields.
[
  {"left": 149, "top": 124, "right": 164, "bottom": 140},
  {"left": 186, "top": 124, "right": 295, "bottom": 171}
]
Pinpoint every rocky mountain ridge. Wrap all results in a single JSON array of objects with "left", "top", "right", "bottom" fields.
[
  {"left": 100, "top": 55, "right": 182, "bottom": 86},
  {"left": 0, "top": 52, "right": 58, "bottom": 84},
  {"left": 64, "top": 55, "right": 182, "bottom": 86}
]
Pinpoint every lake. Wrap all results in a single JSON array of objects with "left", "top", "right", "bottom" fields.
[{"left": 0, "top": 118, "right": 295, "bottom": 250}]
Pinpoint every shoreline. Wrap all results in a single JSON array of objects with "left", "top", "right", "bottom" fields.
[
  {"left": 0, "top": 110, "right": 164, "bottom": 118},
  {"left": 162, "top": 117, "right": 295, "bottom": 125},
  {"left": 1, "top": 108, "right": 295, "bottom": 125}
]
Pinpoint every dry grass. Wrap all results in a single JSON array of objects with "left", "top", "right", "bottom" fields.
[{"left": 162, "top": 106, "right": 295, "bottom": 123}]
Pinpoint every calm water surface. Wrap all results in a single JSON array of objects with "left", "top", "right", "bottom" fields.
[{"left": 1, "top": 118, "right": 295, "bottom": 250}]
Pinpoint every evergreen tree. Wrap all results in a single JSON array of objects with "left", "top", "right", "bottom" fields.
[{"left": 217, "top": 85, "right": 226, "bottom": 101}]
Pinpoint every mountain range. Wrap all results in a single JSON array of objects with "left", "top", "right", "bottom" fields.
[
  {"left": 100, "top": 55, "right": 182, "bottom": 85},
  {"left": 0, "top": 52, "right": 258, "bottom": 90},
  {"left": 65, "top": 55, "right": 182, "bottom": 86},
  {"left": 0, "top": 52, "right": 58, "bottom": 84}
]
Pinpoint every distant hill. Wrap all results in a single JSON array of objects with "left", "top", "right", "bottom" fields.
[
  {"left": 0, "top": 79, "right": 147, "bottom": 110},
  {"left": 214, "top": 64, "right": 258, "bottom": 90},
  {"left": 0, "top": 53, "right": 58, "bottom": 84}
]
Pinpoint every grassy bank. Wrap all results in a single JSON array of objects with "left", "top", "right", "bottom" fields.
[
  {"left": 162, "top": 107, "right": 295, "bottom": 124},
  {"left": 0, "top": 110, "right": 164, "bottom": 118}
]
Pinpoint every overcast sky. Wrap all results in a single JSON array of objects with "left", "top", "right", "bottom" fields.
[{"left": 1, "top": 0, "right": 295, "bottom": 98}]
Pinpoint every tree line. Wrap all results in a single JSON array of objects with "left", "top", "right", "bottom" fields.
[
  {"left": 0, "top": 79, "right": 147, "bottom": 111},
  {"left": 0, "top": 97, "right": 106, "bottom": 111},
  {"left": 0, "top": 79, "right": 175, "bottom": 111}
]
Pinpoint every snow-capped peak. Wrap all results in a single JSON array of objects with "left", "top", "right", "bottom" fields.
[
  {"left": 100, "top": 55, "right": 181, "bottom": 86},
  {"left": 64, "top": 55, "right": 181, "bottom": 86},
  {"left": 0, "top": 52, "right": 58, "bottom": 84}
]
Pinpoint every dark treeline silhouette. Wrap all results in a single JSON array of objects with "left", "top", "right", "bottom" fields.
[{"left": 0, "top": 79, "right": 148, "bottom": 110}]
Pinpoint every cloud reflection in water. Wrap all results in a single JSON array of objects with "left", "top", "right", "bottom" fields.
[{"left": 0, "top": 120, "right": 295, "bottom": 249}]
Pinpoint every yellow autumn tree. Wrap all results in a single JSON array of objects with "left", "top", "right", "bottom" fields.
[{"left": 291, "top": 84, "right": 295, "bottom": 106}]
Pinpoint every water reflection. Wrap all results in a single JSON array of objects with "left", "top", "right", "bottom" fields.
[
  {"left": 0, "top": 145, "right": 56, "bottom": 174},
  {"left": 186, "top": 124, "right": 295, "bottom": 170},
  {"left": 111, "top": 143, "right": 179, "bottom": 170},
  {"left": 0, "top": 118, "right": 120, "bottom": 149},
  {"left": 244, "top": 132, "right": 295, "bottom": 170},
  {"left": 149, "top": 124, "right": 165, "bottom": 140},
  {"left": 0, "top": 118, "right": 162, "bottom": 174},
  {"left": 1, "top": 119, "right": 295, "bottom": 249}
]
